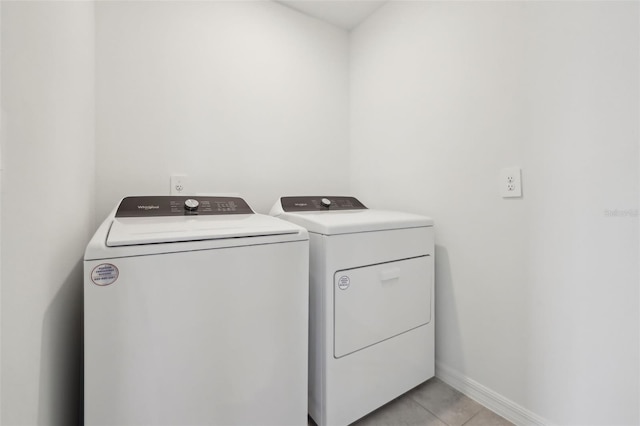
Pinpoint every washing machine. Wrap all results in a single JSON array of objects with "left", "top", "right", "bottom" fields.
[
  {"left": 270, "top": 196, "right": 434, "bottom": 426},
  {"left": 84, "top": 196, "right": 309, "bottom": 426}
]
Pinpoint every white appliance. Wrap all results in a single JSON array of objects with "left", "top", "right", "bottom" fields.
[
  {"left": 84, "top": 196, "right": 309, "bottom": 426},
  {"left": 270, "top": 196, "right": 434, "bottom": 426}
]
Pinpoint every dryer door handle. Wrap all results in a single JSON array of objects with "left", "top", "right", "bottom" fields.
[{"left": 379, "top": 267, "right": 401, "bottom": 282}]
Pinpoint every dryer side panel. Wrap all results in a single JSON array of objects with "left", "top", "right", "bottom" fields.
[{"left": 308, "top": 233, "right": 328, "bottom": 426}]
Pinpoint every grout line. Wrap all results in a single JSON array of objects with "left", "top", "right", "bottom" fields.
[
  {"left": 460, "top": 408, "right": 484, "bottom": 426},
  {"left": 411, "top": 397, "right": 450, "bottom": 426},
  {"left": 407, "top": 378, "right": 493, "bottom": 426},
  {"left": 406, "top": 389, "right": 451, "bottom": 426}
]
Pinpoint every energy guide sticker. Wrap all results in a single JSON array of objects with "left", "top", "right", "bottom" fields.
[
  {"left": 338, "top": 275, "right": 350, "bottom": 290},
  {"left": 91, "top": 263, "right": 119, "bottom": 286}
]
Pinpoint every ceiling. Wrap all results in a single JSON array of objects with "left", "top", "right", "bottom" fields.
[{"left": 275, "top": 1, "right": 387, "bottom": 31}]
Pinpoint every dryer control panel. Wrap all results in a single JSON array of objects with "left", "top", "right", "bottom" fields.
[
  {"left": 116, "top": 196, "right": 254, "bottom": 217},
  {"left": 281, "top": 196, "right": 367, "bottom": 212}
]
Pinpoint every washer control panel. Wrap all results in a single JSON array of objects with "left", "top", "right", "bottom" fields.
[
  {"left": 281, "top": 196, "right": 367, "bottom": 212},
  {"left": 116, "top": 196, "right": 254, "bottom": 217}
]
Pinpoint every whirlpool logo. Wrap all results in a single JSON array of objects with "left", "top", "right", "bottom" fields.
[{"left": 137, "top": 205, "right": 160, "bottom": 210}]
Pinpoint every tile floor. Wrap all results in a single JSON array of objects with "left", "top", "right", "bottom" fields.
[{"left": 310, "top": 377, "right": 514, "bottom": 426}]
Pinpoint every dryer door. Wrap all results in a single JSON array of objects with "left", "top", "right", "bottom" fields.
[{"left": 334, "top": 255, "right": 432, "bottom": 358}]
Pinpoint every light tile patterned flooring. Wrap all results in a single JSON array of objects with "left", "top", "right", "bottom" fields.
[{"left": 311, "top": 377, "right": 514, "bottom": 426}]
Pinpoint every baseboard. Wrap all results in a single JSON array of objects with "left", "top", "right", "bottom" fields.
[{"left": 435, "top": 362, "right": 551, "bottom": 426}]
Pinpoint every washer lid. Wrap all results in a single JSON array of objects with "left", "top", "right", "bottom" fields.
[
  {"left": 277, "top": 209, "right": 432, "bottom": 235},
  {"left": 106, "top": 214, "right": 300, "bottom": 246}
]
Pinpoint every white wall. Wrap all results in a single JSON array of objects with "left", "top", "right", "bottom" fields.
[
  {"left": 95, "top": 1, "right": 350, "bottom": 220},
  {"left": 0, "top": 2, "right": 348, "bottom": 422},
  {"left": 0, "top": 2, "right": 3, "bottom": 422},
  {"left": 350, "top": 2, "right": 639, "bottom": 425},
  {"left": 1, "top": 2, "right": 95, "bottom": 424},
  {"left": 1, "top": 1, "right": 637, "bottom": 425}
]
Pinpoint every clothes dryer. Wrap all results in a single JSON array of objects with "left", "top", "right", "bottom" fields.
[{"left": 271, "top": 196, "right": 434, "bottom": 426}]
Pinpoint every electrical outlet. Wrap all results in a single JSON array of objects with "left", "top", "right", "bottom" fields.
[
  {"left": 170, "top": 174, "right": 189, "bottom": 195},
  {"left": 500, "top": 167, "right": 522, "bottom": 198}
]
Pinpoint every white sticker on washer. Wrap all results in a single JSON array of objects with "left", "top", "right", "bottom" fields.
[
  {"left": 91, "top": 263, "right": 119, "bottom": 286},
  {"left": 338, "top": 275, "right": 350, "bottom": 290}
]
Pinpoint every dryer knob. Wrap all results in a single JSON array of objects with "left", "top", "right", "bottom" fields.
[
  {"left": 321, "top": 198, "right": 331, "bottom": 208},
  {"left": 184, "top": 199, "right": 200, "bottom": 211}
]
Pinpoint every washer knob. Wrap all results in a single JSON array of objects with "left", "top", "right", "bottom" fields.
[
  {"left": 320, "top": 198, "right": 331, "bottom": 208},
  {"left": 184, "top": 199, "right": 200, "bottom": 211}
]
